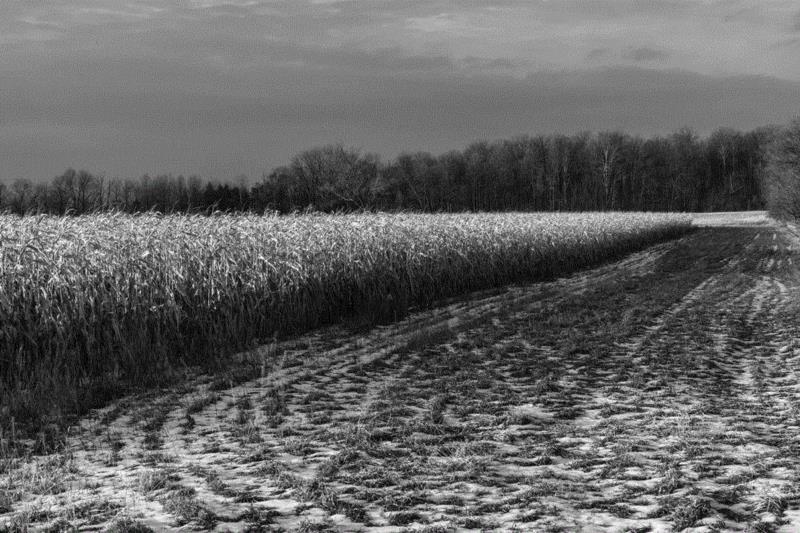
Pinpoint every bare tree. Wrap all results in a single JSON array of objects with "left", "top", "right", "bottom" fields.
[
  {"left": 9, "top": 179, "right": 33, "bottom": 214},
  {"left": 765, "top": 118, "right": 800, "bottom": 219}
]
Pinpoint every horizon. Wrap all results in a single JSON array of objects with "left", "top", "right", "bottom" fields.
[{"left": 3, "top": 0, "right": 800, "bottom": 182}]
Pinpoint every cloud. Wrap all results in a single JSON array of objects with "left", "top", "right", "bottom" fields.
[
  {"left": 4, "top": 61, "right": 800, "bottom": 182},
  {"left": 586, "top": 48, "right": 610, "bottom": 61},
  {"left": 74, "top": 6, "right": 164, "bottom": 21},
  {"left": 2, "top": 0, "right": 800, "bottom": 181},
  {"left": 405, "top": 12, "right": 491, "bottom": 34},
  {"left": 723, "top": 6, "right": 765, "bottom": 24},
  {"left": 770, "top": 37, "right": 800, "bottom": 49},
  {"left": 15, "top": 2, "right": 166, "bottom": 28},
  {"left": 189, "top": 0, "right": 263, "bottom": 7},
  {"left": 0, "top": 29, "right": 63, "bottom": 45},
  {"left": 307, "top": 47, "right": 456, "bottom": 74},
  {"left": 624, "top": 46, "right": 670, "bottom": 62},
  {"left": 460, "top": 56, "right": 518, "bottom": 70}
]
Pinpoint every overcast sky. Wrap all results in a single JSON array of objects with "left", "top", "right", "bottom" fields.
[{"left": 2, "top": 0, "right": 800, "bottom": 181}]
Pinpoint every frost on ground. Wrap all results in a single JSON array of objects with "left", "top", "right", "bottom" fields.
[
  {"left": 691, "top": 210, "right": 770, "bottom": 227},
  {"left": 5, "top": 213, "right": 800, "bottom": 532}
]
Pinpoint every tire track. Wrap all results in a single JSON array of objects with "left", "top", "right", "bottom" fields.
[{"left": 61, "top": 235, "right": 680, "bottom": 530}]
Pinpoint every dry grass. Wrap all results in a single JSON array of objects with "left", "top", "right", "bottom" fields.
[{"left": 0, "top": 211, "right": 690, "bottom": 427}]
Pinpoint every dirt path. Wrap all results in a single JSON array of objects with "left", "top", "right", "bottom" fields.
[{"left": 5, "top": 214, "right": 800, "bottom": 532}]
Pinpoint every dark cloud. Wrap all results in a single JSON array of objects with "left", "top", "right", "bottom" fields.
[
  {"left": 770, "top": 37, "right": 800, "bottom": 49},
  {"left": 723, "top": 6, "right": 764, "bottom": 23},
  {"left": 3, "top": 62, "right": 800, "bottom": 181},
  {"left": 305, "top": 47, "right": 456, "bottom": 74},
  {"left": 461, "top": 56, "right": 518, "bottom": 70},
  {"left": 586, "top": 48, "right": 610, "bottom": 61},
  {"left": 2, "top": 0, "right": 799, "bottom": 181},
  {"left": 624, "top": 47, "right": 670, "bottom": 62}
]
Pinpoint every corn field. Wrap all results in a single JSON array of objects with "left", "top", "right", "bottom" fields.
[{"left": 0, "top": 212, "right": 691, "bottom": 425}]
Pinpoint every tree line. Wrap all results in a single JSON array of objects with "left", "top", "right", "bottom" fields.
[
  {"left": 0, "top": 127, "right": 779, "bottom": 215},
  {"left": 764, "top": 118, "right": 800, "bottom": 220}
]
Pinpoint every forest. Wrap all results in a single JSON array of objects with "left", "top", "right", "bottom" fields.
[{"left": 0, "top": 125, "right": 790, "bottom": 215}]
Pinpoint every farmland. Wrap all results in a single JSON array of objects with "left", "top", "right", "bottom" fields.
[
  {"left": 7, "top": 211, "right": 800, "bottom": 531},
  {"left": 0, "top": 211, "right": 689, "bottom": 428}
]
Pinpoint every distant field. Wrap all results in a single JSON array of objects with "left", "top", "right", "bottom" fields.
[
  {"left": 691, "top": 210, "right": 769, "bottom": 227},
  {"left": 0, "top": 212, "right": 690, "bottom": 425}
]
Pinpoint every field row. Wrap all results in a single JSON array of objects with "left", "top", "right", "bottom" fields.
[{"left": 0, "top": 212, "right": 691, "bottom": 426}]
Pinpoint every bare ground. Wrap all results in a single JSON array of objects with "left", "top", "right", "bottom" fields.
[{"left": 5, "top": 212, "right": 800, "bottom": 532}]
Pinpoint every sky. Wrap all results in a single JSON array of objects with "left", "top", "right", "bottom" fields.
[{"left": 2, "top": 0, "right": 800, "bottom": 182}]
